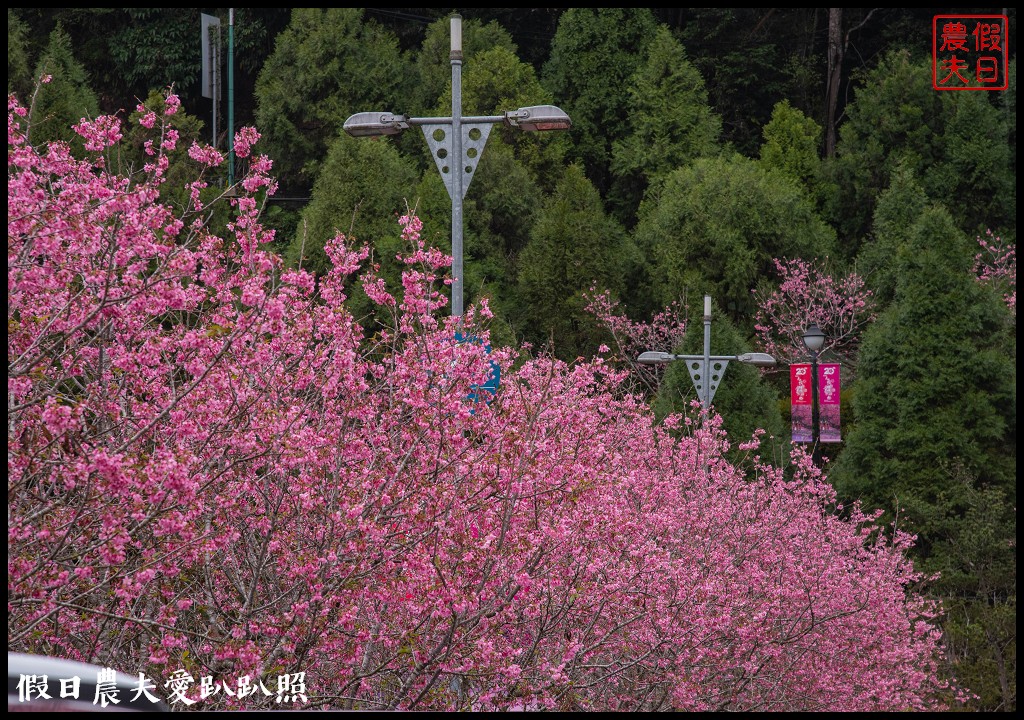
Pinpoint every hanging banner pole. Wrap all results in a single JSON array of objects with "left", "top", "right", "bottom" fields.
[{"left": 200, "top": 14, "right": 222, "bottom": 148}]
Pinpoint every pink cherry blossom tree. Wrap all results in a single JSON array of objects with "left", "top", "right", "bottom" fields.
[
  {"left": 8, "top": 88, "right": 955, "bottom": 711},
  {"left": 752, "top": 258, "right": 876, "bottom": 371},
  {"left": 973, "top": 229, "right": 1016, "bottom": 315},
  {"left": 583, "top": 288, "right": 688, "bottom": 395}
]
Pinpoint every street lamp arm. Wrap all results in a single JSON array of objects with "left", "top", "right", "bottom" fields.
[
  {"left": 406, "top": 115, "right": 506, "bottom": 126},
  {"left": 344, "top": 106, "right": 573, "bottom": 139},
  {"left": 637, "top": 352, "right": 776, "bottom": 367}
]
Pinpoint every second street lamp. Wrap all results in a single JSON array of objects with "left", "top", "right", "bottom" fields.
[
  {"left": 637, "top": 296, "right": 776, "bottom": 409},
  {"left": 343, "top": 15, "right": 571, "bottom": 319}
]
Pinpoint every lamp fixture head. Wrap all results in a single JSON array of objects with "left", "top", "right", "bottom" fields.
[
  {"left": 343, "top": 112, "right": 409, "bottom": 137},
  {"left": 736, "top": 352, "right": 777, "bottom": 367},
  {"left": 637, "top": 351, "right": 674, "bottom": 365},
  {"left": 504, "top": 105, "right": 572, "bottom": 132},
  {"left": 802, "top": 322, "right": 826, "bottom": 353}
]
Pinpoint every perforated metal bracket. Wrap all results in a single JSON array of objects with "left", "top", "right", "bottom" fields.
[
  {"left": 421, "top": 123, "right": 493, "bottom": 200},
  {"left": 685, "top": 359, "right": 730, "bottom": 406}
]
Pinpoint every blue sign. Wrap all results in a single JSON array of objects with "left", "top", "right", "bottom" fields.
[{"left": 455, "top": 332, "right": 501, "bottom": 409}]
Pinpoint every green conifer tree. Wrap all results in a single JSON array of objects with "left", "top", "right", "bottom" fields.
[
  {"left": 635, "top": 154, "right": 836, "bottom": 331},
  {"left": 26, "top": 25, "right": 99, "bottom": 154},
  {"left": 609, "top": 25, "right": 721, "bottom": 226},
  {"left": 832, "top": 204, "right": 1016, "bottom": 710},
  {"left": 254, "top": 9, "right": 412, "bottom": 194},
  {"left": 857, "top": 162, "right": 930, "bottom": 307},
  {"left": 542, "top": 8, "right": 658, "bottom": 196},
  {"left": 287, "top": 133, "right": 420, "bottom": 325},
  {"left": 759, "top": 100, "right": 822, "bottom": 193},
  {"left": 515, "top": 164, "right": 637, "bottom": 358},
  {"left": 831, "top": 50, "right": 1014, "bottom": 248},
  {"left": 8, "top": 10, "right": 32, "bottom": 95}
]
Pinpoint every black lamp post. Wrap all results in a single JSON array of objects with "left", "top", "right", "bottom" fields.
[{"left": 802, "top": 322, "right": 826, "bottom": 466}]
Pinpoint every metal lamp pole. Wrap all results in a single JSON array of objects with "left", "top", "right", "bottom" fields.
[
  {"left": 802, "top": 322, "right": 826, "bottom": 466},
  {"left": 343, "top": 14, "right": 571, "bottom": 318},
  {"left": 637, "top": 295, "right": 776, "bottom": 408},
  {"left": 450, "top": 15, "right": 465, "bottom": 316}
]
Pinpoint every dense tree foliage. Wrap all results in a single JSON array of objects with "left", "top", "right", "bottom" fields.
[
  {"left": 542, "top": 8, "right": 659, "bottom": 196},
  {"left": 515, "top": 164, "right": 635, "bottom": 358},
  {"left": 23, "top": 26, "right": 99, "bottom": 154},
  {"left": 672, "top": 8, "right": 831, "bottom": 157},
  {"left": 830, "top": 50, "right": 1015, "bottom": 249},
  {"left": 452, "top": 141, "right": 542, "bottom": 344},
  {"left": 758, "top": 100, "right": 826, "bottom": 198},
  {"left": 106, "top": 9, "right": 203, "bottom": 96},
  {"left": 609, "top": 25, "right": 721, "bottom": 226},
  {"left": 287, "top": 134, "right": 419, "bottom": 275},
  {"left": 254, "top": 9, "right": 412, "bottom": 193},
  {"left": 285, "top": 133, "right": 420, "bottom": 327},
  {"left": 7, "top": 9, "right": 31, "bottom": 95},
  {"left": 1005, "top": 57, "right": 1017, "bottom": 174},
  {"left": 635, "top": 154, "right": 837, "bottom": 331},
  {"left": 834, "top": 205, "right": 1016, "bottom": 543},
  {"left": 832, "top": 204, "right": 1016, "bottom": 710},
  {"left": 856, "top": 162, "right": 932, "bottom": 308}
]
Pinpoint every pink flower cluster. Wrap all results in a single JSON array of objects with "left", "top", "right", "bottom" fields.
[
  {"left": 73, "top": 113, "right": 123, "bottom": 152},
  {"left": 188, "top": 141, "right": 224, "bottom": 167},
  {"left": 233, "top": 127, "right": 260, "bottom": 159},
  {"left": 584, "top": 288, "right": 688, "bottom": 394},
  {"left": 752, "top": 258, "right": 876, "bottom": 369},
  {"left": 974, "top": 229, "right": 1016, "bottom": 315}
]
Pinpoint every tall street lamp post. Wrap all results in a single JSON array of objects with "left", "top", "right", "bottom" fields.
[
  {"left": 637, "top": 295, "right": 776, "bottom": 409},
  {"left": 343, "top": 14, "right": 571, "bottom": 318},
  {"left": 802, "top": 322, "right": 826, "bottom": 466}
]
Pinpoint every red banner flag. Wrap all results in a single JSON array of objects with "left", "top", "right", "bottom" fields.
[
  {"left": 819, "top": 363, "right": 841, "bottom": 443},
  {"left": 791, "top": 364, "right": 812, "bottom": 443},
  {"left": 791, "top": 363, "right": 842, "bottom": 444}
]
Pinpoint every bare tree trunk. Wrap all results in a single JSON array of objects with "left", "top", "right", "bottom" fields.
[{"left": 824, "top": 8, "right": 843, "bottom": 158}]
